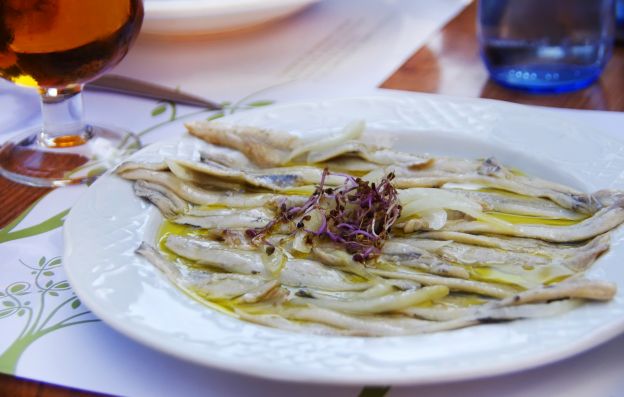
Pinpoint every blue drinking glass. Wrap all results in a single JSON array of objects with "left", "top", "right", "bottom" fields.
[{"left": 478, "top": 0, "right": 615, "bottom": 93}]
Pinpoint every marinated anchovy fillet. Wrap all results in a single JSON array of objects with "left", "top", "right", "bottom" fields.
[
  {"left": 388, "top": 157, "right": 599, "bottom": 214},
  {"left": 187, "top": 120, "right": 431, "bottom": 168},
  {"left": 174, "top": 208, "right": 275, "bottom": 230},
  {"left": 446, "top": 189, "right": 586, "bottom": 220},
  {"left": 133, "top": 180, "right": 187, "bottom": 218},
  {"left": 291, "top": 286, "right": 449, "bottom": 314},
  {"left": 169, "top": 158, "right": 347, "bottom": 191},
  {"left": 305, "top": 141, "right": 431, "bottom": 168},
  {"left": 186, "top": 121, "right": 302, "bottom": 167},
  {"left": 119, "top": 168, "right": 308, "bottom": 208},
  {"left": 121, "top": 120, "right": 621, "bottom": 336},
  {"left": 379, "top": 241, "right": 470, "bottom": 279},
  {"left": 441, "top": 204, "right": 624, "bottom": 242},
  {"left": 386, "top": 235, "right": 610, "bottom": 273},
  {"left": 164, "top": 235, "right": 372, "bottom": 292}
]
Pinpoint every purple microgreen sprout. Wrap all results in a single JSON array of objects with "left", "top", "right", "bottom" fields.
[{"left": 246, "top": 168, "right": 402, "bottom": 263}]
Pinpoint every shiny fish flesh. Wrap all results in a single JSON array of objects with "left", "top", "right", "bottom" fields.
[{"left": 121, "top": 120, "right": 622, "bottom": 336}]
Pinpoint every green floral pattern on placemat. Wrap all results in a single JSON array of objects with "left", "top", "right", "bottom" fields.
[{"left": 0, "top": 256, "right": 98, "bottom": 374}]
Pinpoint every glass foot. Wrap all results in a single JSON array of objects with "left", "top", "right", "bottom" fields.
[{"left": 0, "top": 125, "right": 141, "bottom": 187}]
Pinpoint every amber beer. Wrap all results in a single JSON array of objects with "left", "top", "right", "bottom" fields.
[{"left": 0, "top": 0, "right": 143, "bottom": 88}]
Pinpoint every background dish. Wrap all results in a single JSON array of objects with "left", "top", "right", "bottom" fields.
[
  {"left": 143, "top": 0, "right": 321, "bottom": 36},
  {"left": 63, "top": 95, "right": 624, "bottom": 385}
]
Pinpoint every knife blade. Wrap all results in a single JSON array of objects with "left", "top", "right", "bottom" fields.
[{"left": 86, "top": 74, "right": 222, "bottom": 110}]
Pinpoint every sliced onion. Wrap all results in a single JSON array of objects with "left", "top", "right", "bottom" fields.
[
  {"left": 399, "top": 188, "right": 515, "bottom": 231},
  {"left": 261, "top": 246, "right": 287, "bottom": 277},
  {"left": 285, "top": 120, "right": 366, "bottom": 163},
  {"left": 420, "top": 209, "right": 447, "bottom": 230}
]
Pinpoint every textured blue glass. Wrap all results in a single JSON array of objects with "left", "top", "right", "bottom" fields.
[{"left": 478, "top": 0, "right": 615, "bottom": 93}]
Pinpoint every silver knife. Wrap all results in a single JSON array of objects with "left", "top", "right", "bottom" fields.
[{"left": 86, "top": 74, "right": 222, "bottom": 110}]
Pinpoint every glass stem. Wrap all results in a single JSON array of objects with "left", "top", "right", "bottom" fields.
[{"left": 38, "top": 85, "right": 91, "bottom": 148}]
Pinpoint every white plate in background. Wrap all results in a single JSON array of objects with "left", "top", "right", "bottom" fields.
[
  {"left": 143, "top": 0, "right": 320, "bottom": 36},
  {"left": 63, "top": 95, "right": 624, "bottom": 385}
]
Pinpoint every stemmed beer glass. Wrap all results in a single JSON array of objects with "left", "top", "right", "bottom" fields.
[{"left": 0, "top": 0, "right": 144, "bottom": 186}]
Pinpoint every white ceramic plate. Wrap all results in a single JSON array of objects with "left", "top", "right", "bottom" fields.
[
  {"left": 63, "top": 95, "right": 624, "bottom": 385},
  {"left": 143, "top": 0, "right": 320, "bottom": 36}
]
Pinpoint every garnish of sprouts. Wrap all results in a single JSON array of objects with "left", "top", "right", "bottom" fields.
[{"left": 246, "top": 168, "right": 402, "bottom": 263}]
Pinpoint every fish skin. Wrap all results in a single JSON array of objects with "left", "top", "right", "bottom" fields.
[
  {"left": 441, "top": 204, "right": 624, "bottom": 243},
  {"left": 312, "top": 246, "right": 379, "bottom": 279},
  {"left": 190, "top": 274, "right": 269, "bottom": 300},
  {"left": 187, "top": 120, "right": 430, "bottom": 169},
  {"left": 291, "top": 285, "right": 449, "bottom": 314},
  {"left": 173, "top": 207, "right": 274, "bottom": 230},
  {"left": 298, "top": 283, "right": 396, "bottom": 301},
  {"left": 392, "top": 172, "right": 597, "bottom": 214},
  {"left": 136, "top": 242, "right": 181, "bottom": 281},
  {"left": 119, "top": 168, "right": 305, "bottom": 208},
  {"left": 450, "top": 189, "right": 586, "bottom": 220},
  {"left": 403, "top": 300, "right": 581, "bottom": 323},
  {"left": 306, "top": 141, "right": 430, "bottom": 168},
  {"left": 254, "top": 299, "right": 581, "bottom": 336},
  {"left": 235, "top": 310, "right": 350, "bottom": 336},
  {"left": 388, "top": 234, "right": 610, "bottom": 273},
  {"left": 371, "top": 269, "right": 518, "bottom": 299},
  {"left": 165, "top": 235, "right": 265, "bottom": 274},
  {"left": 116, "top": 161, "right": 169, "bottom": 174},
  {"left": 136, "top": 242, "right": 270, "bottom": 299},
  {"left": 238, "top": 280, "right": 283, "bottom": 304},
  {"left": 134, "top": 180, "right": 187, "bottom": 218},
  {"left": 170, "top": 158, "right": 346, "bottom": 191},
  {"left": 427, "top": 157, "right": 584, "bottom": 196},
  {"left": 594, "top": 189, "right": 624, "bottom": 208},
  {"left": 388, "top": 157, "right": 599, "bottom": 214},
  {"left": 166, "top": 160, "right": 246, "bottom": 191},
  {"left": 165, "top": 235, "right": 372, "bottom": 292},
  {"left": 498, "top": 277, "right": 617, "bottom": 305},
  {"left": 186, "top": 121, "right": 301, "bottom": 167},
  {"left": 198, "top": 147, "right": 256, "bottom": 170},
  {"left": 281, "top": 306, "right": 432, "bottom": 336},
  {"left": 380, "top": 241, "right": 470, "bottom": 279}
]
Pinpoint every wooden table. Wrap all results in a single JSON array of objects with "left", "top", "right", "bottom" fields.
[
  {"left": 1, "top": 2, "right": 623, "bottom": 396},
  {"left": 382, "top": 3, "right": 624, "bottom": 110}
]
